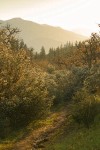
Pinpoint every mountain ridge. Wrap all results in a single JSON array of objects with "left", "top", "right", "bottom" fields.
[{"left": 0, "top": 18, "right": 87, "bottom": 52}]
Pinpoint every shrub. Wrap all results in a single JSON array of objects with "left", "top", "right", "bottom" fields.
[
  {"left": 45, "top": 67, "right": 89, "bottom": 105},
  {"left": 71, "top": 90, "right": 100, "bottom": 128},
  {"left": 0, "top": 46, "right": 52, "bottom": 134},
  {"left": 45, "top": 70, "right": 74, "bottom": 105},
  {"left": 84, "top": 64, "right": 100, "bottom": 94}
]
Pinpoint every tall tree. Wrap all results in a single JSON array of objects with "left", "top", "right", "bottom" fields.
[{"left": 40, "top": 46, "right": 46, "bottom": 59}]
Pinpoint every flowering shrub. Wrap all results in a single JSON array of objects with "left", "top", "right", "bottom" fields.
[{"left": 0, "top": 45, "right": 52, "bottom": 136}]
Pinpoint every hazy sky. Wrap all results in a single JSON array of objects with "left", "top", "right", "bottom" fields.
[{"left": 0, "top": 0, "right": 100, "bottom": 35}]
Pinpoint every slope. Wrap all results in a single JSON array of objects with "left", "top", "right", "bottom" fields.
[{"left": 0, "top": 18, "right": 87, "bottom": 52}]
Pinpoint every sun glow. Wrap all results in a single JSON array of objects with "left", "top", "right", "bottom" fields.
[{"left": 0, "top": 0, "right": 100, "bottom": 36}]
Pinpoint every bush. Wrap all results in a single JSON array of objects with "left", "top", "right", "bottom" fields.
[
  {"left": 45, "top": 70, "right": 75, "bottom": 105},
  {"left": 71, "top": 90, "right": 100, "bottom": 128},
  {"left": 0, "top": 46, "right": 52, "bottom": 134},
  {"left": 45, "top": 66, "right": 89, "bottom": 105},
  {"left": 84, "top": 64, "right": 100, "bottom": 94}
]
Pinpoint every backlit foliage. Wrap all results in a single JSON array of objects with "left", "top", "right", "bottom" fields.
[{"left": 0, "top": 26, "right": 52, "bottom": 138}]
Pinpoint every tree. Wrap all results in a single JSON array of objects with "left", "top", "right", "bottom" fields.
[
  {"left": 40, "top": 46, "right": 46, "bottom": 59},
  {"left": 0, "top": 24, "right": 20, "bottom": 50},
  {"left": 0, "top": 25, "right": 30, "bottom": 52},
  {"left": 19, "top": 39, "right": 28, "bottom": 50},
  {"left": 0, "top": 27, "right": 52, "bottom": 137},
  {"left": 77, "top": 33, "right": 100, "bottom": 68},
  {"left": 0, "top": 46, "right": 52, "bottom": 128}
]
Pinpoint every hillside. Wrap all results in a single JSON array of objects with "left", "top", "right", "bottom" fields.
[
  {"left": 0, "top": 22, "right": 100, "bottom": 150},
  {"left": 0, "top": 18, "right": 87, "bottom": 52}
]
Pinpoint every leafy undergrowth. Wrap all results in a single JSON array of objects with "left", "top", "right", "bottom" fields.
[
  {"left": 0, "top": 129, "right": 26, "bottom": 150},
  {"left": 45, "top": 119, "right": 100, "bottom": 150},
  {"left": 0, "top": 106, "right": 66, "bottom": 150},
  {"left": 0, "top": 143, "right": 13, "bottom": 150},
  {"left": 0, "top": 108, "right": 99, "bottom": 150}
]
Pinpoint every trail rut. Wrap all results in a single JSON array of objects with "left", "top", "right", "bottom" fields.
[{"left": 13, "top": 110, "right": 67, "bottom": 150}]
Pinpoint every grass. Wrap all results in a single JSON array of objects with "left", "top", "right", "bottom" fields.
[
  {"left": 1, "top": 122, "right": 100, "bottom": 150},
  {"left": 0, "top": 128, "right": 27, "bottom": 150},
  {"left": 0, "top": 111, "right": 61, "bottom": 150},
  {"left": 0, "top": 143, "right": 13, "bottom": 150},
  {"left": 45, "top": 120, "right": 100, "bottom": 150},
  {"left": 0, "top": 106, "right": 99, "bottom": 150}
]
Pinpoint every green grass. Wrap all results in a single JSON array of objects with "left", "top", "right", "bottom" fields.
[
  {"left": 0, "top": 111, "right": 60, "bottom": 150},
  {"left": 0, "top": 143, "right": 13, "bottom": 150},
  {"left": 0, "top": 128, "right": 27, "bottom": 150},
  {"left": 45, "top": 121, "right": 100, "bottom": 150},
  {"left": 0, "top": 108, "right": 99, "bottom": 150}
]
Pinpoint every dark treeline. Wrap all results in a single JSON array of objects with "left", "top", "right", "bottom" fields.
[{"left": 34, "top": 42, "right": 76, "bottom": 64}]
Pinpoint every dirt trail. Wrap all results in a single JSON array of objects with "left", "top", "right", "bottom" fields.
[{"left": 13, "top": 110, "right": 67, "bottom": 150}]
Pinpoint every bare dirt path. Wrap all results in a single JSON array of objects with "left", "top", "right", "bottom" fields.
[{"left": 13, "top": 110, "right": 67, "bottom": 150}]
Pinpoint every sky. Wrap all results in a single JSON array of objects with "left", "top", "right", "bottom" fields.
[{"left": 0, "top": 0, "right": 100, "bottom": 36}]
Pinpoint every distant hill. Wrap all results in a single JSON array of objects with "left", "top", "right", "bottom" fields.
[{"left": 0, "top": 18, "right": 87, "bottom": 52}]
